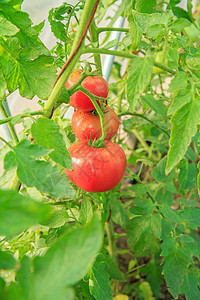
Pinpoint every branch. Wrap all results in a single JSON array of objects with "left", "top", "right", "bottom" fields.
[
  {"left": 0, "top": 110, "right": 44, "bottom": 126},
  {"left": 84, "top": 47, "right": 176, "bottom": 75}
]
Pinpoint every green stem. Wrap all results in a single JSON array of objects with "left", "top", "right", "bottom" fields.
[
  {"left": 105, "top": 220, "right": 116, "bottom": 261},
  {"left": 118, "top": 112, "right": 170, "bottom": 137},
  {"left": 84, "top": 47, "right": 176, "bottom": 75},
  {"left": 76, "top": 85, "right": 107, "bottom": 140},
  {"left": 44, "top": 48, "right": 83, "bottom": 117},
  {"left": 9, "top": 170, "right": 21, "bottom": 191},
  {"left": 89, "top": 20, "right": 102, "bottom": 75},
  {"left": 97, "top": 27, "right": 129, "bottom": 34},
  {"left": 0, "top": 102, "right": 19, "bottom": 143},
  {"left": 0, "top": 110, "right": 44, "bottom": 126}
]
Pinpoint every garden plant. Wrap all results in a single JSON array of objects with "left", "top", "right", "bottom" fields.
[{"left": 0, "top": 0, "right": 200, "bottom": 299}]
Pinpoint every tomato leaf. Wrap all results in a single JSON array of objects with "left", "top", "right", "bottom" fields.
[
  {"left": 87, "top": 259, "right": 113, "bottom": 300},
  {"left": 168, "top": 89, "right": 192, "bottom": 116},
  {"left": 0, "top": 189, "right": 51, "bottom": 236},
  {"left": 0, "top": 16, "right": 19, "bottom": 36},
  {"left": 141, "top": 94, "right": 167, "bottom": 116},
  {"left": 180, "top": 269, "right": 200, "bottom": 300},
  {"left": 161, "top": 237, "right": 192, "bottom": 299},
  {"left": 32, "top": 215, "right": 103, "bottom": 299},
  {"left": 11, "top": 140, "right": 75, "bottom": 199},
  {"left": 0, "top": 250, "right": 16, "bottom": 270},
  {"left": 31, "top": 118, "right": 72, "bottom": 169},
  {"left": 169, "top": 71, "right": 188, "bottom": 91},
  {"left": 135, "top": 0, "right": 156, "bottom": 13},
  {"left": 0, "top": 2, "right": 49, "bottom": 55},
  {"left": 0, "top": 39, "right": 57, "bottom": 99},
  {"left": 132, "top": 10, "right": 173, "bottom": 33},
  {"left": 126, "top": 54, "right": 154, "bottom": 109},
  {"left": 166, "top": 100, "right": 200, "bottom": 174}
]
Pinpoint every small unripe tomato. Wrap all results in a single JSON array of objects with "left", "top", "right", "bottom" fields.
[
  {"left": 71, "top": 106, "right": 119, "bottom": 142},
  {"left": 65, "top": 140, "right": 127, "bottom": 192},
  {"left": 65, "top": 69, "right": 109, "bottom": 111}
]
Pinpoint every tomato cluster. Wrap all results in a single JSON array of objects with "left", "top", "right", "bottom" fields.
[{"left": 64, "top": 69, "right": 127, "bottom": 193}]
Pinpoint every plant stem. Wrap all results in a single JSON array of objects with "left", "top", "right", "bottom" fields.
[
  {"left": 76, "top": 85, "right": 107, "bottom": 140},
  {"left": 0, "top": 110, "right": 44, "bottom": 126},
  {"left": 118, "top": 112, "right": 170, "bottom": 137},
  {"left": 0, "top": 102, "right": 19, "bottom": 143},
  {"left": 97, "top": 27, "right": 129, "bottom": 34},
  {"left": 105, "top": 220, "right": 116, "bottom": 261},
  {"left": 84, "top": 47, "right": 176, "bottom": 75},
  {"left": 9, "top": 170, "right": 21, "bottom": 191},
  {"left": 89, "top": 20, "right": 102, "bottom": 75}
]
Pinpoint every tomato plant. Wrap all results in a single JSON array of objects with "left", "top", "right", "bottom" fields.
[
  {"left": 0, "top": 0, "right": 200, "bottom": 300},
  {"left": 65, "top": 140, "right": 126, "bottom": 192},
  {"left": 65, "top": 69, "right": 109, "bottom": 111},
  {"left": 71, "top": 106, "right": 119, "bottom": 141}
]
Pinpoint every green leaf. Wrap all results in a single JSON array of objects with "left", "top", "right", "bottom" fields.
[
  {"left": 87, "top": 259, "right": 113, "bottom": 300},
  {"left": 102, "top": 252, "right": 125, "bottom": 281},
  {"left": 33, "top": 215, "right": 103, "bottom": 299},
  {"left": 169, "top": 71, "right": 188, "bottom": 91},
  {"left": 160, "top": 205, "right": 180, "bottom": 224},
  {"left": 168, "top": 89, "right": 192, "bottom": 116},
  {"left": 0, "top": 16, "right": 19, "bottom": 35},
  {"left": 79, "top": 197, "right": 93, "bottom": 224},
  {"left": 132, "top": 10, "right": 173, "bottom": 33},
  {"left": 50, "top": 20, "right": 70, "bottom": 43},
  {"left": 128, "top": 14, "right": 142, "bottom": 50},
  {"left": 7, "top": 256, "right": 74, "bottom": 300},
  {"left": 103, "top": 39, "right": 118, "bottom": 50},
  {"left": 162, "top": 237, "right": 191, "bottom": 298},
  {"left": 180, "top": 269, "right": 200, "bottom": 300},
  {"left": 11, "top": 140, "right": 75, "bottom": 199},
  {"left": 135, "top": 0, "right": 156, "bottom": 13},
  {"left": 0, "top": 189, "right": 51, "bottom": 236},
  {"left": 44, "top": 210, "right": 69, "bottom": 228},
  {"left": 31, "top": 118, "right": 72, "bottom": 169},
  {"left": 0, "top": 277, "right": 5, "bottom": 300},
  {"left": 166, "top": 100, "right": 200, "bottom": 173},
  {"left": 0, "top": 250, "right": 16, "bottom": 270},
  {"left": 126, "top": 54, "right": 154, "bottom": 109},
  {"left": 141, "top": 94, "right": 167, "bottom": 117},
  {"left": 152, "top": 156, "right": 175, "bottom": 183},
  {"left": 138, "top": 281, "right": 154, "bottom": 300},
  {"left": 0, "top": 3, "right": 49, "bottom": 55},
  {"left": 110, "top": 197, "right": 129, "bottom": 228},
  {"left": 127, "top": 211, "right": 160, "bottom": 254},
  {"left": 180, "top": 207, "right": 200, "bottom": 230},
  {"left": 0, "top": 39, "right": 56, "bottom": 99},
  {"left": 129, "top": 199, "right": 154, "bottom": 216},
  {"left": 142, "top": 260, "right": 162, "bottom": 297},
  {"left": 178, "top": 159, "right": 198, "bottom": 193},
  {"left": 4, "top": 151, "right": 16, "bottom": 170}
]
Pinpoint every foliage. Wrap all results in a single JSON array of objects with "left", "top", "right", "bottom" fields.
[{"left": 0, "top": 0, "right": 200, "bottom": 299}]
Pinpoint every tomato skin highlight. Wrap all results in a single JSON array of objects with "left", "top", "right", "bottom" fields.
[
  {"left": 65, "top": 141, "right": 127, "bottom": 192},
  {"left": 71, "top": 106, "right": 119, "bottom": 142},
  {"left": 65, "top": 69, "right": 109, "bottom": 111}
]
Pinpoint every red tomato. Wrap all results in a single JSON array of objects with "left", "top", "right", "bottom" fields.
[
  {"left": 71, "top": 106, "right": 119, "bottom": 142},
  {"left": 65, "top": 69, "right": 109, "bottom": 111},
  {"left": 65, "top": 141, "right": 127, "bottom": 192}
]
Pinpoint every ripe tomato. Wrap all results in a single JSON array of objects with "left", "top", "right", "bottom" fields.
[
  {"left": 65, "top": 69, "right": 109, "bottom": 111},
  {"left": 65, "top": 141, "right": 127, "bottom": 192},
  {"left": 71, "top": 106, "right": 119, "bottom": 142}
]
